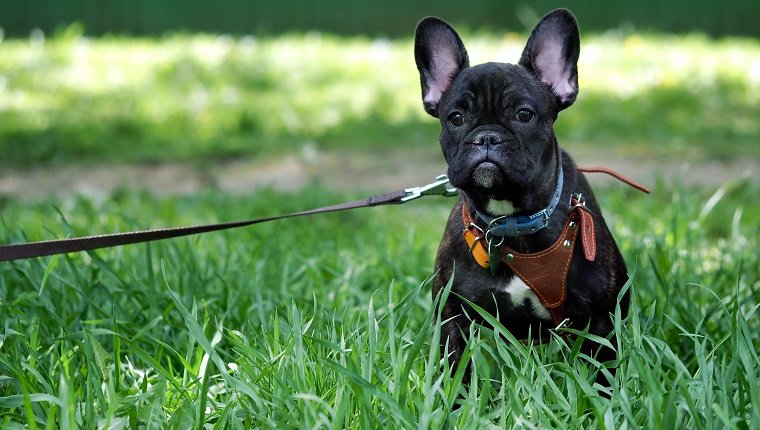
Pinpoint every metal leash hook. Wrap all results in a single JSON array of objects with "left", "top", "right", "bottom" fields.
[{"left": 401, "top": 174, "right": 458, "bottom": 202}]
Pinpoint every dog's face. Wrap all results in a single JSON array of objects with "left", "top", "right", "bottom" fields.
[{"left": 415, "top": 9, "right": 580, "bottom": 215}]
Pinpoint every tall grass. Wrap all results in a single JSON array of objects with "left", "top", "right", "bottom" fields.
[{"left": 0, "top": 178, "right": 757, "bottom": 428}]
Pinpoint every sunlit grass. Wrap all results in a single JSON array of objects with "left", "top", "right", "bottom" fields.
[
  {"left": 1, "top": 28, "right": 758, "bottom": 167},
  {"left": 0, "top": 25, "right": 758, "bottom": 428},
  {"left": 0, "top": 180, "right": 757, "bottom": 427}
]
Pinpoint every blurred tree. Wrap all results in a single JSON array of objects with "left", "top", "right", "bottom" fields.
[{"left": 0, "top": 0, "right": 757, "bottom": 38}]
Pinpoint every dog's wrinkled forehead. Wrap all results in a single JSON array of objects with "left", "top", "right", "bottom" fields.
[{"left": 442, "top": 63, "right": 548, "bottom": 113}]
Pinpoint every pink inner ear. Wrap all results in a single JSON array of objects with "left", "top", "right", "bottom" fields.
[
  {"left": 423, "top": 51, "right": 460, "bottom": 106},
  {"left": 535, "top": 38, "right": 576, "bottom": 101},
  {"left": 423, "top": 87, "right": 443, "bottom": 107},
  {"left": 543, "top": 71, "right": 575, "bottom": 102}
]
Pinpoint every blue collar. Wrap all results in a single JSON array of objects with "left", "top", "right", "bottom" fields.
[{"left": 475, "top": 165, "right": 564, "bottom": 237}]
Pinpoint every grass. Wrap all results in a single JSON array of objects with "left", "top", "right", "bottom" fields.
[
  {"left": 1, "top": 28, "right": 759, "bottom": 168},
  {"left": 0, "top": 177, "right": 757, "bottom": 428},
  {"left": 0, "top": 25, "right": 758, "bottom": 428}
]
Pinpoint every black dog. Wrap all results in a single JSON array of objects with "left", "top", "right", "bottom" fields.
[{"left": 415, "top": 9, "right": 629, "bottom": 373}]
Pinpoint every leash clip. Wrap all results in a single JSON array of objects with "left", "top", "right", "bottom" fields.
[{"left": 401, "top": 174, "right": 458, "bottom": 202}]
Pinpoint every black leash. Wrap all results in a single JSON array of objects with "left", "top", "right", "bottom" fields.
[{"left": 0, "top": 176, "right": 457, "bottom": 262}]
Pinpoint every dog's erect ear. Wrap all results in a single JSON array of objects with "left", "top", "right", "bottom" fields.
[
  {"left": 519, "top": 9, "right": 580, "bottom": 110},
  {"left": 414, "top": 17, "right": 469, "bottom": 117}
]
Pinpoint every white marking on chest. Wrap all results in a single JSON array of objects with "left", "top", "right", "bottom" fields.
[
  {"left": 499, "top": 276, "right": 552, "bottom": 320},
  {"left": 486, "top": 199, "right": 515, "bottom": 216}
]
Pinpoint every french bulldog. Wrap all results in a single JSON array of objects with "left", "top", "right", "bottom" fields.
[{"left": 415, "top": 9, "right": 629, "bottom": 375}]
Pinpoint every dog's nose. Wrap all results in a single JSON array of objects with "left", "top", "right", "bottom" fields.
[{"left": 470, "top": 130, "right": 503, "bottom": 146}]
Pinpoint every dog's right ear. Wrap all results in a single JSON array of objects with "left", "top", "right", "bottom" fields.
[{"left": 414, "top": 17, "right": 469, "bottom": 117}]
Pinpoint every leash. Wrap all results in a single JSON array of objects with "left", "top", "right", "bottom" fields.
[
  {"left": 0, "top": 176, "right": 457, "bottom": 262},
  {"left": 577, "top": 166, "right": 651, "bottom": 194},
  {"left": 0, "top": 166, "right": 649, "bottom": 263}
]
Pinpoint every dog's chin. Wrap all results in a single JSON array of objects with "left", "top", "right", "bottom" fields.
[
  {"left": 472, "top": 162, "right": 502, "bottom": 189},
  {"left": 466, "top": 162, "right": 519, "bottom": 216}
]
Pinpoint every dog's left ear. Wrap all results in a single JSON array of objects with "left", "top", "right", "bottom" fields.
[{"left": 519, "top": 9, "right": 580, "bottom": 110}]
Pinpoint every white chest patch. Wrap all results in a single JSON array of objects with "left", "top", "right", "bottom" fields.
[
  {"left": 499, "top": 276, "right": 552, "bottom": 320},
  {"left": 486, "top": 199, "right": 515, "bottom": 216}
]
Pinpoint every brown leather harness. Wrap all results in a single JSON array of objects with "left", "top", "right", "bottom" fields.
[
  {"left": 463, "top": 195, "right": 595, "bottom": 326},
  {"left": 462, "top": 167, "right": 649, "bottom": 329}
]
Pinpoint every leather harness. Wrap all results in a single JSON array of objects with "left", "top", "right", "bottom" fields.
[
  {"left": 462, "top": 194, "right": 596, "bottom": 327},
  {"left": 459, "top": 165, "right": 649, "bottom": 331}
]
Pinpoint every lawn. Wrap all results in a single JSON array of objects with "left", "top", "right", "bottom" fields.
[
  {"left": 0, "top": 28, "right": 759, "bottom": 429},
  {"left": 1, "top": 27, "right": 759, "bottom": 168},
  {"left": 0, "top": 179, "right": 757, "bottom": 428}
]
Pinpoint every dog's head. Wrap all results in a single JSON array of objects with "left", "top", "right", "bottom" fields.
[{"left": 414, "top": 9, "right": 580, "bottom": 216}]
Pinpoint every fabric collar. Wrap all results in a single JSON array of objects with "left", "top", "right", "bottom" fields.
[{"left": 475, "top": 165, "right": 564, "bottom": 237}]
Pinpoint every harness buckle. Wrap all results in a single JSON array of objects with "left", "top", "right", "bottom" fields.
[
  {"left": 468, "top": 222, "right": 484, "bottom": 235},
  {"left": 570, "top": 192, "right": 586, "bottom": 208},
  {"left": 552, "top": 318, "right": 571, "bottom": 331}
]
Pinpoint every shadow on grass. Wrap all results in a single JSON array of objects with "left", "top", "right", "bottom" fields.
[{"left": 3, "top": 77, "right": 757, "bottom": 169}]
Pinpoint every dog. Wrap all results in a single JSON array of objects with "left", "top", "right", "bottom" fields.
[{"left": 415, "top": 9, "right": 629, "bottom": 375}]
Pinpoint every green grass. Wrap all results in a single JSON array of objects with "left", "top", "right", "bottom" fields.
[
  {"left": 1, "top": 25, "right": 758, "bottom": 428},
  {"left": 0, "top": 178, "right": 757, "bottom": 428},
  {"left": 1, "top": 29, "right": 759, "bottom": 167}
]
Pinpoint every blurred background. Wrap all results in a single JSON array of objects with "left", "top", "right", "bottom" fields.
[
  {"left": 2, "top": 0, "right": 758, "bottom": 37},
  {"left": 0, "top": 0, "right": 757, "bottom": 198}
]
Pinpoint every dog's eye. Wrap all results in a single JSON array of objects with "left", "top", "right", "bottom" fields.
[
  {"left": 447, "top": 112, "right": 465, "bottom": 127},
  {"left": 515, "top": 109, "right": 535, "bottom": 123}
]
